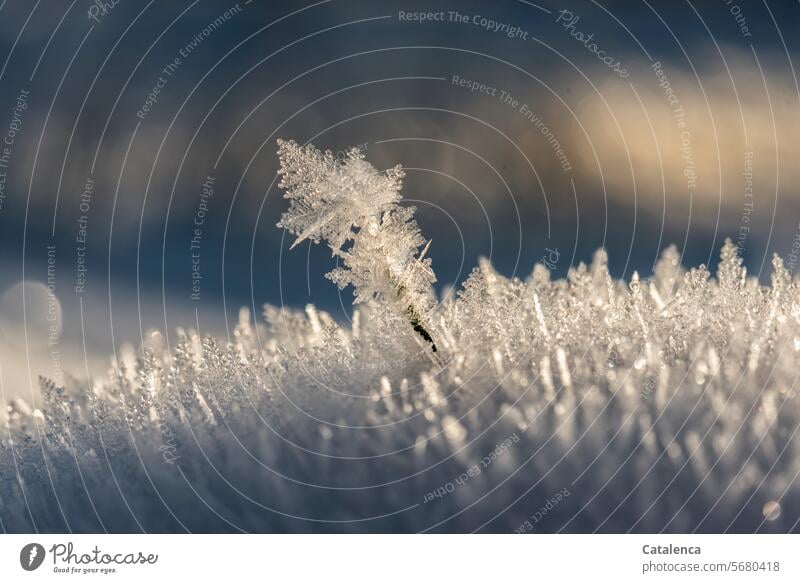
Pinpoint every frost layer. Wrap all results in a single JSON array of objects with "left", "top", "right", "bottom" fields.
[{"left": 1, "top": 143, "right": 799, "bottom": 533}]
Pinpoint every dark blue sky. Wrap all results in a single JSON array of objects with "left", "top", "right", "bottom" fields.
[{"left": 0, "top": 0, "right": 798, "bottom": 334}]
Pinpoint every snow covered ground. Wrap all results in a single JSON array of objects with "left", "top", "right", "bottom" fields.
[{"left": 1, "top": 143, "right": 798, "bottom": 533}]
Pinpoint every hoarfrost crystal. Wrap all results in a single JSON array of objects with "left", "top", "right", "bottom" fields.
[{"left": 1, "top": 142, "right": 799, "bottom": 533}]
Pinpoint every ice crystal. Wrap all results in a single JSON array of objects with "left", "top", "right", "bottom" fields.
[
  {"left": 277, "top": 140, "right": 437, "bottom": 351},
  {"left": 1, "top": 143, "right": 799, "bottom": 533}
]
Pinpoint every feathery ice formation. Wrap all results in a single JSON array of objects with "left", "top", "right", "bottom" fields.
[{"left": 1, "top": 141, "right": 798, "bottom": 533}]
